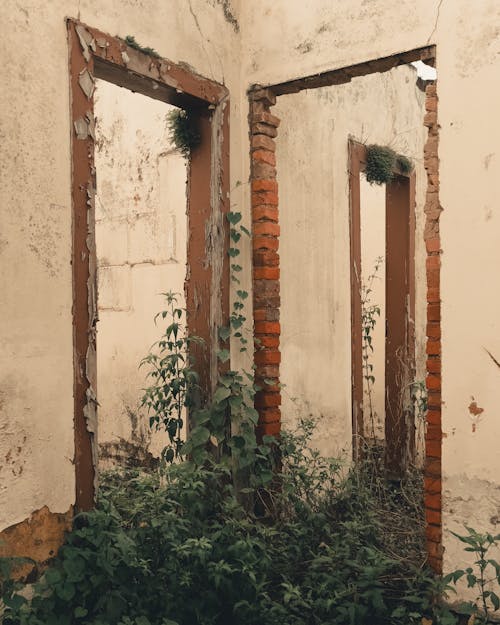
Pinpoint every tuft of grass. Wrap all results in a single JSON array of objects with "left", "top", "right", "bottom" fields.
[
  {"left": 365, "top": 144, "right": 413, "bottom": 185},
  {"left": 124, "top": 35, "right": 160, "bottom": 58},
  {"left": 167, "top": 109, "right": 201, "bottom": 157}
]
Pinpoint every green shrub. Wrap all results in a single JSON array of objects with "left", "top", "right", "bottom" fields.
[
  {"left": 0, "top": 211, "right": 454, "bottom": 624},
  {"left": 1, "top": 423, "right": 455, "bottom": 625}
]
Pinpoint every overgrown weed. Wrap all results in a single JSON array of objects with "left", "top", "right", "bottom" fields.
[{"left": 1, "top": 420, "right": 456, "bottom": 625}]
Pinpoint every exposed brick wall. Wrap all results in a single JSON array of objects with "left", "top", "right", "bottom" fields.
[
  {"left": 249, "top": 88, "right": 282, "bottom": 438},
  {"left": 423, "top": 82, "right": 443, "bottom": 573}
]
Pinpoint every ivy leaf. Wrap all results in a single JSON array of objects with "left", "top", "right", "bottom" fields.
[
  {"left": 218, "top": 349, "right": 230, "bottom": 363},
  {"left": 213, "top": 386, "right": 231, "bottom": 404},
  {"left": 227, "top": 211, "right": 242, "bottom": 225},
  {"left": 189, "top": 426, "right": 210, "bottom": 447},
  {"left": 219, "top": 326, "right": 231, "bottom": 341},
  {"left": 230, "top": 435, "right": 246, "bottom": 449}
]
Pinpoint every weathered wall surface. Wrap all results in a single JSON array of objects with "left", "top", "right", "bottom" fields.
[
  {"left": 242, "top": 0, "right": 500, "bottom": 580},
  {"left": 94, "top": 80, "right": 187, "bottom": 464},
  {"left": 0, "top": 0, "right": 241, "bottom": 542},
  {"left": 274, "top": 65, "right": 427, "bottom": 459},
  {"left": 2, "top": 0, "right": 500, "bottom": 587}
]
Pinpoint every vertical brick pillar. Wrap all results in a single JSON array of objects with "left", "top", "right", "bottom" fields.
[
  {"left": 249, "top": 88, "right": 281, "bottom": 439},
  {"left": 423, "top": 82, "right": 443, "bottom": 573}
]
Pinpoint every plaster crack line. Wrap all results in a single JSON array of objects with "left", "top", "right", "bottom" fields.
[
  {"left": 187, "top": 0, "right": 218, "bottom": 81},
  {"left": 427, "top": 0, "right": 445, "bottom": 44}
]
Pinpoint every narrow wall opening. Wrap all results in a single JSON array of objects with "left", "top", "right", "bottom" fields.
[
  {"left": 269, "top": 62, "right": 432, "bottom": 464},
  {"left": 249, "top": 47, "right": 442, "bottom": 570},
  {"left": 94, "top": 80, "right": 188, "bottom": 470},
  {"left": 68, "top": 20, "right": 230, "bottom": 511},
  {"left": 351, "top": 142, "right": 417, "bottom": 475}
]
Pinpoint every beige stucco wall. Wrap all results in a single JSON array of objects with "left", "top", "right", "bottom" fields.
[
  {"left": 241, "top": 0, "right": 500, "bottom": 580},
  {"left": 0, "top": 0, "right": 242, "bottom": 531},
  {"left": 274, "top": 65, "right": 427, "bottom": 459},
  {"left": 94, "top": 80, "right": 187, "bottom": 463}
]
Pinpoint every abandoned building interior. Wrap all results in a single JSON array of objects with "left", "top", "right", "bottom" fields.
[{"left": 1, "top": 0, "right": 500, "bottom": 613}]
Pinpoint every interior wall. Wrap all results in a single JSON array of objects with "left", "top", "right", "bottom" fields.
[
  {"left": 274, "top": 65, "right": 427, "bottom": 459},
  {"left": 0, "top": 0, "right": 241, "bottom": 534},
  {"left": 94, "top": 80, "right": 187, "bottom": 465}
]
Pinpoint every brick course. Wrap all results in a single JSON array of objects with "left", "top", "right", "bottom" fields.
[
  {"left": 249, "top": 87, "right": 281, "bottom": 438},
  {"left": 423, "top": 82, "right": 443, "bottom": 573}
]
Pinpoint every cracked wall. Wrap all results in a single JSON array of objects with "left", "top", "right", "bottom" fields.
[
  {"left": 0, "top": 0, "right": 241, "bottom": 552},
  {"left": 1, "top": 0, "right": 500, "bottom": 590},
  {"left": 241, "top": 0, "right": 500, "bottom": 583}
]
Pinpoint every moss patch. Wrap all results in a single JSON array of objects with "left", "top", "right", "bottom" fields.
[
  {"left": 365, "top": 144, "right": 413, "bottom": 185},
  {"left": 124, "top": 35, "right": 160, "bottom": 58}
]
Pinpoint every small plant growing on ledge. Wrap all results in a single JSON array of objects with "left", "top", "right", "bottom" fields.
[
  {"left": 365, "top": 144, "right": 413, "bottom": 185},
  {"left": 167, "top": 109, "right": 201, "bottom": 157},
  {"left": 124, "top": 35, "right": 160, "bottom": 58}
]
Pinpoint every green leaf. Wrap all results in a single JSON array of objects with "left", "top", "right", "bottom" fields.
[
  {"left": 217, "top": 349, "right": 231, "bottom": 363},
  {"left": 227, "top": 211, "right": 242, "bottom": 224},
  {"left": 188, "top": 426, "right": 210, "bottom": 447},
  {"left": 491, "top": 591, "right": 500, "bottom": 611},
  {"left": 218, "top": 325, "right": 231, "bottom": 341},
  {"left": 213, "top": 386, "right": 231, "bottom": 404}
]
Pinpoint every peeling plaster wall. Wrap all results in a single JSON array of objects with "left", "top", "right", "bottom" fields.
[
  {"left": 0, "top": 0, "right": 242, "bottom": 534},
  {"left": 242, "top": 0, "right": 500, "bottom": 580},
  {"left": 274, "top": 66, "right": 427, "bottom": 460},
  {"left": 2, "top": 0, "right": 500, "bottom": 587},
  {"left": 94, "top": 80, "right": 187, "bottom": 463}
]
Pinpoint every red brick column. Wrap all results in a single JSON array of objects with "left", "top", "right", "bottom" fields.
[
  {"left": 249, "top": 88, "right": 281, "bottom": 438},
  {"left": 423, "top": 83, "right": 443, "bottom": 573}
]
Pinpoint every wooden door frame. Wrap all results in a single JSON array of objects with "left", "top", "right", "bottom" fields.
[
  {"left": 68, "top": 18, "right": 230, "bottom": 510},
  {"left": 348, "top": 139, "right": 416, "bottom": 472}
]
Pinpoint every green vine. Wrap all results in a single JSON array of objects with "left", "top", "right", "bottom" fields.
[
  {"left": 361, "top": 256, "right": 383, "bottom": 440},
  {"left": 139, "top": 198, "right": 273, "bottom": 487}
]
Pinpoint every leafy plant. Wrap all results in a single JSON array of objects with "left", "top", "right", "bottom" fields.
[
  {"left": 167, "top": 109, "right": 201, "bottom": 157},
  {"left": 181, "top": 208, "right": 267, "bottom": 482},
  {"left": 365, "top": 145, "right": 413, "bottom": 185},
  {"left": 361, "top": 256, "right": 383, "bottom": 439},
  {"left": 447, "top": 526, "right": 500, "bottom": 623},
  {"left": 0, "top": 204, "right": 474, "bottom": 625},
  {"left": 140, "top": 292, "right": 201, "bottom": 463},
  {"left": 1, "top": 426, "right": 455, "bottom": 625}
]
